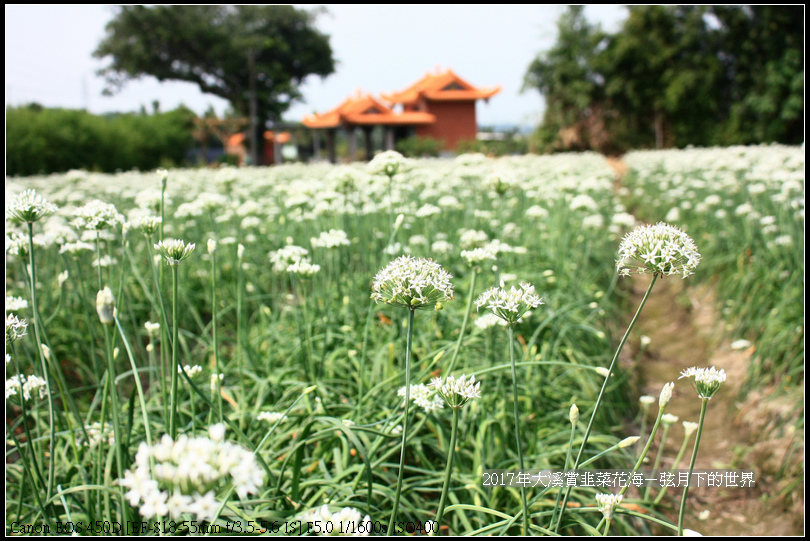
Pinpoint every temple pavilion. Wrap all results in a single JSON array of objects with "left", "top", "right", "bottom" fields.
[{"left": 302, "top": 68, "right": 500, "bottom": 162}]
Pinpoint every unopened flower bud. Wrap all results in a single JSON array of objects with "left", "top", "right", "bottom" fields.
[
  {"left": 57, "top": 270, "right": 69, "bottom": 288},
  {"left": 639, "top": 395, "right": 655, "bottom": 407},
  {"left": 157, "top": 168, "right": 168, "bottom": 188},
  {"left": 659, "top": 381, "right": 674, "bottom": 409},
  {"left": 237, "top": 243, "right": 245, "bottom": 260},
  {"left": 394, "top": 214, "right": 405, "bottom": 230},
  {"left": 683, "top": 421, "right": 699, "bottom": 437},
  {"left": 618, "top": 436, "right": 640, "bottom": 448},
  {"left": 96, "top": 287, "right": 115, "bottom": 325},
  {"left": 208, "top": 239, "right": 217, "bottom": 255},
  {"left": 595, "top": 367, "right": 611, "bottom": 378},
  {"left": 41, "top": 344, "right": 51, "bottom": 361},
  {"left": 569, "top": 404, "right": 579, "bottom": 426},
  {"left": 113, "top": 347, "right": 120, "bottom": 360}
]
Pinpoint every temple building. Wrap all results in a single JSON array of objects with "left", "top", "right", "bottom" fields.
[{"left": 302, "top": 68, "right": 500, "bottom": 162}]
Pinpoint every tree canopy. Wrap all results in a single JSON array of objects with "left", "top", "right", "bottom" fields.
[
  {"left": 94, "top": 5, "right": 336, "bottom": 163},
  {"left": 523, "top": 5, "right": 804, "bottom": 152}
]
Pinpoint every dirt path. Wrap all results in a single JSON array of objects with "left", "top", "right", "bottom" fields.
[
  {"left": 627, "top": 277, "right": 802, "bottom": 536},
  {"left": 609, "top": 157, "right": 803, "bottom": 536}
]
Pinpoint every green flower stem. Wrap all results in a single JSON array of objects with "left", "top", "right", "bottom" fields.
[
  {"left": 388, "top": 307, "right": 415, "bottom": 535},
  {"left": 654, "top": 430, "right": 694, "bottom": 505},
  {"left": 446, "top": 268, "right": 478, "bottom": 375},
  {"left": 26, "top": 222, "right": 57, "bottom": 515},
  {"left": 169, "top": 265, "right": 180, "bottom": 439},
  {"left": 508, "top": 324, "right": 530, "bottom": 535},
  {"left": 637, "top": 404, "right": 651, "bottom": 455},
  {"left": 114, "top": 316, "right": 152, "bottom": 449},
  {"left": 645, "top": 422, "right": 672, "bottom": 501},
  {"left": 678, "top": 398, "right": 708, "bottom": 536},
  {"left": 236, "top": 253, "right": 245, "bottom": 378},
  {"left": 102, "top": 323, "right": 129, "bottom": 525},
  {"left": 210, "top": 250, "right": 223, "bottom": 423},
  {"left": 548, "top": 420, "right": 577, "bottom": 530},
  {"left": 290, "top": 274, "right": 314, "bottom": 383},
  {"left": 556, "top": 273, "right": 658, "bottom": 532},
  {"left": 604, "top": 517, "right": 612, "bottom": 536},
  {"left": 620, "top": 407, "right": 664, "bottom": 497},
  {"left": 434, "top": 407, "right": 460, "bottom": 534},
  {"left": 95, "top": 232, "right": 103, "bottom": 291},
  {"left": 147, "top": 249, "right": 171, "bottom": 422}
]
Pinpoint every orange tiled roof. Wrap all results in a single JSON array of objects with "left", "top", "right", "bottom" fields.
[
  {"left": 302, "top": 91, "right": 435, "bottom": 128},
  {"left": 381, "top": 68, "right": 501, "bottom": 104}
]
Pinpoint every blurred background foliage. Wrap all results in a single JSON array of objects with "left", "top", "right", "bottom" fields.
[{"left": 523, "top": 5, "right": 804, "bottom": 153}]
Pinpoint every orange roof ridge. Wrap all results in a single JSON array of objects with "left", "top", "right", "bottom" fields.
[{"left": 380, "top": 68, "right": 500, "bottom": 104}]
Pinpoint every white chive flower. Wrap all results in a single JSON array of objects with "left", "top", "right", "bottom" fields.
[
  {"left": 79, "top": 421, "right": 115, "bottom": 447},
  {"left": 269, "top": 245, "right": 309, "bottom": 272},
  {"left": 398, "top": 384, "right": 444, "bottom": 413},
  {"left": 617, "top": 222, "right": 701, "bottom": 278},
  {"left": 429, "top": 374, "right": 482, "bottom": 409},
  {"left": 6, "top": 374, "right": 48, "bottom": 401},
  {"left": 475, "top": 281, "right": 543, "bottom": 325},
  {"left": 371, "top": 256, "right": 454, "bottom": 310},
  {"left": 460, "top": 247, "right": 497, "bottom": 266},
  {"left": 135, "top": 215, "right": 162, "bottom": 237},
  {"left": 178, "top": 364, "right": 203, "bottom": 377},
  {"left": 683, "top": 421, "right": 699, "bottom": 437},
  {"left": 595, "top": 493, "right": 623, "bottom": 519},
  {"left": 6, "top": 313, "right": 29, "bottom": 343},
  {"left": 154, "top": 239, "right": 196, "bottom": 266},
  {"left": 6, "top": 296, "right": 28, "bottom": 311},
  {"left": 117, "top": 428, "right": 265, "bottom": 520},
  {"left": 679, "top": 366, "right": 726, "bottom": 400},
  {"left": 72, "top": 200, "right": 124, "bottom": 231},
  {"left": 6, "top": 189, "right": 58, "bottom": 225},
  {"left": 310, "top": 229, "right": 351, "bottom": 249},
  {"left": 368, "top": 150, "right": 407, "bottom": 178},
  {"left": 257, "top": 411, "right": 288, "bottom": 424},
  {"left": 298, "top": 505, "right": 372, "bottom": 536}
]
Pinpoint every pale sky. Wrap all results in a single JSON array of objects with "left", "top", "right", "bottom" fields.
[{"left": 5, "top": 5, "right": 627, "bottom": 127}]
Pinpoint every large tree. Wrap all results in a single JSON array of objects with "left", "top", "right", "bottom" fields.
[
  {"left": 522, "top": 6, "right": 607, "bottom": 152},
  {"left": 94, "top": 5, "right": 335, "bottom": 164}
]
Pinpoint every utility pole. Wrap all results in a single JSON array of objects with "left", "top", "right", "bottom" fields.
[{"left": 248, "top": 48, "right": 259, "bottom": 166}]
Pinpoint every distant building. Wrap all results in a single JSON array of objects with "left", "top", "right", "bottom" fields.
[
  {"left": 226, "top": 131, "right": 290, "bottom": 166},
  {"left": 303, "top": 68, "right": 500, "bottom": 162}
]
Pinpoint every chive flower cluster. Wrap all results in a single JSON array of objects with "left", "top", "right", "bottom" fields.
[
  {"left": 429, "top": 374, "right": 481, "bottom": 409},
  {"left": 398, "top": 384, "right": 444, "bottom": 413},
  {"left": 269, "top": 245, "right": 321, "bottom": 276},
  {"left": 298, "top": 505, "right": 372, "bottom": 536},
  {"left": 595, "top": 493, "right": 623, "bottom": 519},
  {"left": 6, "top": 189, "right": 58, "bottom": 225},
  {"left": 679, "top": 366, "right": 727, "bottom": 400},
  {"left": 368, "top": 150, "right": 407, "bottom": 178},
  {"left": 371, "top": 256, "right": 454, "bottom": 310},
  {"left": 475, "top": 281, "right": 543, "bottom": 324},
  {"left": 118, "top": 425, "right": 265, "bottom": 520},
  {"left": 616, "top": 222, "right": 701, "bottom": 278},
  {"left": 72, "top": 200, "right": 124, "bottom": 231},
  {"left": 6, "top": 314, "right": 28, "bottom": 343},
  {"left": 154, "top": 239, "right": 196, "bottom": 266},
  {"left": 5, "top": 374, "right": 48, "bottom": 401}
]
